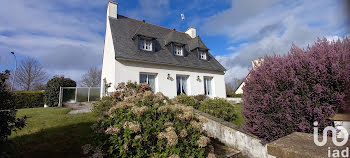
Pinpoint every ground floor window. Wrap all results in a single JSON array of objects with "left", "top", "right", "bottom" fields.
[
  {"left": 140, "top": 73, "right": 156, "bottom": 92},
  {"left": 176, "top": 76, "right": 188, "bottom": 95},
  {"left": 204, "top": 77, "right": 212, "bottom": 96}
]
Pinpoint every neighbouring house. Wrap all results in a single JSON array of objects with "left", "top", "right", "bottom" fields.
[
  {"left": 100, "top": 1, "right": 226, "bottom": 98},
  {"left": 234, "top": 58, "right": 264, "bottom": 94},
  {"left": 330, "top": 93, "right": 350, "bottom": 139}
]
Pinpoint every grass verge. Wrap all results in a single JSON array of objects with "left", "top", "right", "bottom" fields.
[
  {"left": 232, "top": 104, "right": 244, "bottom": 126},
  {"left": 7, "top": 107, "right": 98, "bottom": 158}
]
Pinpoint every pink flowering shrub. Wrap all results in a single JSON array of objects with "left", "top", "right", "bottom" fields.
[
  {"left": 89, "top": 82, "right": 214, "bottom": 157},
  {"left": 243, "top": 38, "right": 350, "bottom": 143}
]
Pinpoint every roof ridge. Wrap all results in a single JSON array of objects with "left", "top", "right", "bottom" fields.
[{"left": 118, "top": 14, "right": 191, "bottom": 36}]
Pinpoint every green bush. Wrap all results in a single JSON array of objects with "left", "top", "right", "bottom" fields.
[
  {"left": 0, "top": 70, "right": 26, "bottom": 145},
  {"left": 199, "top": 98, "right": 237, "bottom": 123},
  {"left": 173, "top": 94, "right": 200, "bottom": 109},
  {"left": 227, "top": 93, "right": 242, "bottom": 98},
  {"left": 88, "top": 82, "right": 215, "bottom": 158},
  {"left": 44, "top": 76, "right": 76, "bottom": 107},
  {"left": 14, "top": 91, "right": 44, "bottom": 109},
  {"left": 174, "top": 95, "right": 237, "bottom": 124},
  {"left": 193, "top": 94, "right": 208, "bottom": 102}
]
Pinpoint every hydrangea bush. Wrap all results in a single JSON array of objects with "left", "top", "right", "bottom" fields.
[
  {"left": 88, "top": 82, "right": 215, "bottom": 158},
  {"left": 243, "top": 38, "right": 350, "bottom": 143},
  {"left": 174, "top": 94, "right": 237, "bottom": 124}
]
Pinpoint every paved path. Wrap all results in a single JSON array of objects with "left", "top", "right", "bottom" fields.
[{"left": 63, "top": 102, "right": 93, "bottom": 114}]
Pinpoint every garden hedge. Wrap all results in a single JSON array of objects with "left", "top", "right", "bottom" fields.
[
  {"left": 44, "top": 76, "right": 76, "bottom": 107},
  {"left": 242, "top": 38, "right": 350, "bottom": 143},
  {"left": 173, "top": 94, "right": 238, "bottom": 124},
  {"left": 14, "top": 91, "right": 44, "bottom": 109},
  {"left": 227, "top": 93, "right": 242, "bottom": 98}
]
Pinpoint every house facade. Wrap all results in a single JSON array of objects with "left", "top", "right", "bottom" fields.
[
  {"left": 100, "top": 1, "right": 226, "bottom": 98},
  {"left": 234, "top": 58, "right": 264, "bottom": 94}
]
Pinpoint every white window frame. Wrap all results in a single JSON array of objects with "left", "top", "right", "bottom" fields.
[
  {"left": 176, "top": 75, "right": 188, "bottom": 95},
  {"left": 173, "top": 45, "right": 183, "bottom": 56},
  {"left": 139, "top": 73, "right": 157, "bottom": 92},
  {"left": 139, "top": 38, "right": 152, "bottom": 51},
  {"left": 204, "top": 77, "right": 212, "bottom": 96},
  {"left": 200, "top": 51, "right": 207, "bottom": 60}
]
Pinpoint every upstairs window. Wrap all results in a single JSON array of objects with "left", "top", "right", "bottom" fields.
[
  {"left": 200, "top": 51, "right": 207, "bottom": 60},
  {"left": 173, "top": 45, "right": 183, "bottom": 56},
  {"left": 139, "top": 38, "right": 152, "bottom": 51}
]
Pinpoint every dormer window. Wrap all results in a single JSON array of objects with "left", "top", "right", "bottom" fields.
[
  {"left": 173, "top": 45, "right": 183, "bottom": 56},
  {"left": 200, "top": 51, "right": 207, "bottom": 60},
  {"left": 139, "top": 38, "right": 152, "bottom": 51}
]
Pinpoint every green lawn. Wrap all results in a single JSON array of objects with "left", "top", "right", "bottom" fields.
[
  {"left": 232, "top": 104, "right": 245, "bottom": 126},
  {"left": 8, "top": 107, "right": 98, "bottom": 158}
]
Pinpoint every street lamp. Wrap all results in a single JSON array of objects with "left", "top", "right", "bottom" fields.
[{"left": 10, "top": 51, "right": 17, "bottom": 91}]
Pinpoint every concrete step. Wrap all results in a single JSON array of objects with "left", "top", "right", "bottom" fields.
[{"left": 212, "top": 138, "right": 243, "bottom": 158}]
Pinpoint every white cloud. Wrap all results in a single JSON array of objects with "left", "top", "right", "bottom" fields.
[
  {"left": 204, "top": 0, "right": 346, "bottom": 81},
  {"left": 0, "top": 0, "right": 105, "bottom": 82}
]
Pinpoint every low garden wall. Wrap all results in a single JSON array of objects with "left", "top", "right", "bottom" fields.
[
  {"left": 194, "top": 109, "right": 270, "bottom": 158},
  {"left": 226, "top": 97, "right": 242, "bottom": 104}
]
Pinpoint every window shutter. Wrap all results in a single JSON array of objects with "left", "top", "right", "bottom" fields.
[
  {"left": 171, "top": 43, "right": 174, "bottom": 55},
  {"left": 197, "top": 48, "right": 200, "bottom": 59},
  {"left": 137, "top": 36, "right": 141, "bottom": 50}
]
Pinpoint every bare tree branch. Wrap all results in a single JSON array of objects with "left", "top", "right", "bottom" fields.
[
  {"left": 15, "top": 57, "right": 47, "bottom": 91},
  {"left": 80, "top": 67, "right": 101, "bottom": 87}
]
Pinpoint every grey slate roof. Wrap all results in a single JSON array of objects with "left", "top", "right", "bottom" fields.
[
  {"left": 164, "top": 30, "right": 188, "bottom": 45},
  {"left": 188, "top": 36, "right": 209, "bottom": 51},
  {"left": 109, "top": 15, "right": 226, "bottom": 72}
]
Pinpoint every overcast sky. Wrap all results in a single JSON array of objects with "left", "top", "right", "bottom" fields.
[{"left": 0, "top": 0, "right": 348, "bottom": 86}]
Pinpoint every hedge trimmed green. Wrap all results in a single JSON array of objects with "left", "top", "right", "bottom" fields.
[
  {"left": 44, "top": 76, "right": 76, "bottom": 107},
  {"left": 227, "top": 93, "right": 242, "bottom": 98},
  {"left": 14, "top": 91, "right": 44, "bottom": 109}
]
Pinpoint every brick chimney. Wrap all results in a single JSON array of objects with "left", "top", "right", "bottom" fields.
[
  {"left": 185, "top": 27, "right": 196, "bottom": 38},
  {"left": 107, "top": 0, "right": 118, "bottom": 19}
]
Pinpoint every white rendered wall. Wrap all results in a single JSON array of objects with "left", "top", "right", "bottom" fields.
[
  {"left": 113, "top": 59, "right": 226, "bottom": 98},
  {"left": 100, "top": 15, "right": 116, "bottom": 96},
  {"left": 235, "top": 82, "right": 244, "bottom": 94},
  {"left": 185, "top": 27, "right": 196, "bottom": 38}
]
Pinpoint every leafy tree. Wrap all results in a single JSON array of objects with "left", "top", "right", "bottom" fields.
[
  {"left": 44, "top": 76, "right": 76, "bottom": 107},
  {"left": 0, "top": 70, "right": 26, "bottom": 143},
  {"left": 242, "top": 38, "right": 350, "bottom": 143}
]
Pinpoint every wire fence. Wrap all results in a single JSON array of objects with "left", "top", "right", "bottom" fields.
[{"left": 58, "top": 87, "right": 100, "bottom": 107}]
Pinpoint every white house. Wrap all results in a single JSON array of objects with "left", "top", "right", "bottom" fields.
[
  {"left": 234, "top": 58, "right": 264, "bottom": 94},
  {"left": 100, "top": 1, "right": 226, "bottom": 98}
]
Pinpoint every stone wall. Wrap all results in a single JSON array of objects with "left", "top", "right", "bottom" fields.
[
  {"left": 267, "top": 132, "right": 350, "bottom": 158},
  {"left": 195, "top": 110, "right": 270, "bottom": 158}
]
